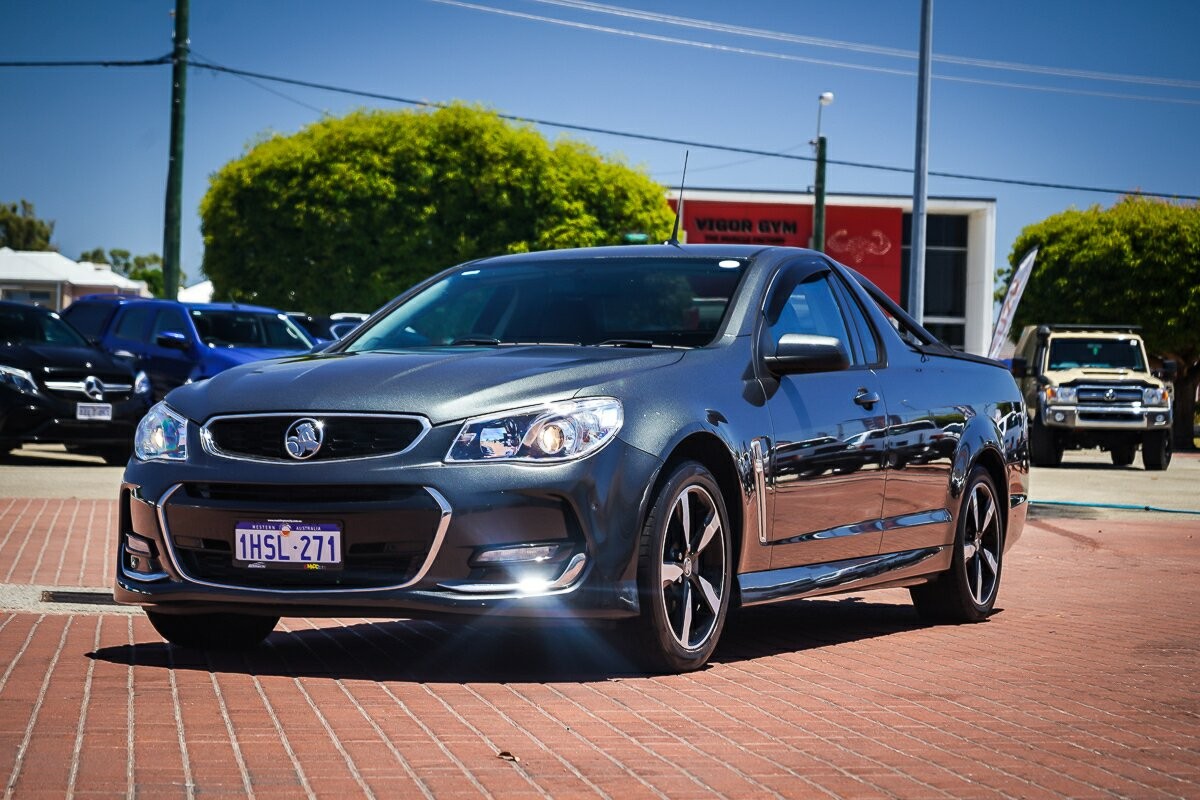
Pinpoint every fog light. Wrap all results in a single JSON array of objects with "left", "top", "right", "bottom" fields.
[
  {"left": 475, "top": 543, "right": 564, "bottom": 565},
  {"left": 125, "top": 534, "right": 154, "bottom": 556},
  {"left": 1155, "top": 414, "right": 1166, "bottom": 424},
  {"left": 1054, "top": 412, "right": 1066, "bottom": 422}
]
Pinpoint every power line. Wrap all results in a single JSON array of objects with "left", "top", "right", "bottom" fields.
[
  {"left": 3, "top": 53, "right": 1196, "bottom": 200},
  {"left": 527, "top": 0, "right": 1200, "bottom": 91},
  {"left": 188, "top": 59, "right": 1200, "bottom": 201},
  {"left": 0, "top": 55, "right": 170, "bottom": 68},
  {"left": 424, "top": 0, "right": 1200, "bottom": 107}
]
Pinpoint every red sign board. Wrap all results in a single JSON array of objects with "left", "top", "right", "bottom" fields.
[{"left": 673, "top": 199, "right": 903, "bottom": 302}]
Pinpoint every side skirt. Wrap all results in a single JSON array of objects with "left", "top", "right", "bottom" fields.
[{"left": 737, "top": 546, "right": 950, "bottom": 607}]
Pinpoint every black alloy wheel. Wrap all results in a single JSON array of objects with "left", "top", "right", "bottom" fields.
[
  {"left": 633, "top": 461, "right": 732, "bottom": 673},
  {"left": 911, "top": 466, "right": 1003, "bottom": 623},
  {"left": 146, "top": 610, "right": 279, "bottom": 650}
]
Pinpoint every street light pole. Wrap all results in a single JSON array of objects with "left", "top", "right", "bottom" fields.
[
  {"left": 907, "top": 0, "right": 933, "bottom": 322},
  {"left": 812, "top": 91, "right": 834, "bottom": 253}
]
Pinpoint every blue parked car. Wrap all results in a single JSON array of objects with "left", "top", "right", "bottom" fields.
[{"left": 61, "top": 296, "right": 313, "bottom": 400}]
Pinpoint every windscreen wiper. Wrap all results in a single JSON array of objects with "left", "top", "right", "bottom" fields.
[
  {"left": 450, "top": 336, "right": 502, "bottom": 346},
  {"left": 598, "top": 339, "right": 657, "bottom": 348}
]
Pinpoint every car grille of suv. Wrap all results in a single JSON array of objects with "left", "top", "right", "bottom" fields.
[
  {"left": 1076, "top": 385, "right": 1144, "bottom": 405},
  {"left": 41, "top": 368, "right": 134, "bottom": 401},
  {"left": 203, "top": 414, "right": 427, "bottom": 461}
]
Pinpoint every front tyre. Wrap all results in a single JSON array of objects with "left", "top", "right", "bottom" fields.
[
  {"left": 633, "top": 461, "right": 732, "bottom": 673},
  {"left": 910, "top": 466, "right": 1003, "bottom": 623},
  {"left": 1029, "top": 418, "right": 1062, "bottom": 467},
  {"left": 146, "top": 610, "right": 279, "bottom": 650},
  {"left": 1142, "top": 431, "right": 1171, "bottom": 471}
]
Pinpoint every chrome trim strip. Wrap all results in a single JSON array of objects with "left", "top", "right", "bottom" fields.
[
  {"left": 153, "top": 482, "right": 453, "bottom": 594},
  {"left": 117, "top": 542, "right": 170, "bottom": 583},
  {"left": 750, "top": 437, "right": 768, "bottom": 544},
  {"left": 199, "top": 411, "right": 432, "bottom": 464},
  {"left": 45, "top": 381, "right": 132, "bottom": 393},
  {"left": 738, "top": 547, "right": 945, "bottom": 606},
  {"left": 435, "top": 552, "right": 588, "bottom": 595},
  {"left": 772, "top": 508, "right": 951, "bottom": 547}
]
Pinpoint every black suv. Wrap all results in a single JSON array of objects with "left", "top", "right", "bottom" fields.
[{"left": 0, "top": 301, "right": 152, "bottom": 463}]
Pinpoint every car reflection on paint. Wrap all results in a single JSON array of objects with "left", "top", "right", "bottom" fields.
[{"left": 115, "top": 244, "right": 1029, "bottom": 673}]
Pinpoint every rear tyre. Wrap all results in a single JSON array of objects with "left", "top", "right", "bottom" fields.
[
  {"left": 631, "top": 461, "right": 732, "bottom": 674},
  {"left": 1142, "top": 431, "right": 1171, "bottom": 471},
  {"left": 1029, "top": 419, "right": 1062, "bottom": 467},
  {"left": 1110, "top": 443, "right": 1136, "bottom": 467},
  {"left": 910, "top": 466, "right": 1003, "bottom": 624},
  {"left": 146, "top": 610, "right": 279, "bottom": 650}
]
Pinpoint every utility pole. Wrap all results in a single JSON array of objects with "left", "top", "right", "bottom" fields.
[
  {"left": 162, "top": 0, "right": 189, "bottom": 300},
  {"left": 907, "top": 0, "right": 933, "bottom": 321},
  {"left": 812, "top": 91, "right": 834, "bottom": 253}
]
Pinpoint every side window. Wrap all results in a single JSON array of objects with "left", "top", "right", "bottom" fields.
[
  {"left": 61, "top": 303, "right": 114, "bottom": 339},
  {"left": 830, "top": 276, "right": 881, "bottom": 365},
  {"left": 152, "top": 308, "right": 189, "bottom": 338},
  {"left": 768, "top": 273, "right": 857, "bottom": 363},
  {"left": 113, "top": 306, "right": 153, "bottom": 342}
]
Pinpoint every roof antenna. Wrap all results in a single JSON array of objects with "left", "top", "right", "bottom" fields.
[{"left": 667, "top": 150, "right": 689, "bottom": 246}]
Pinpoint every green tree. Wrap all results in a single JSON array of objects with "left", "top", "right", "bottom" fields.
[
  {"left": 998, "top": 196, "right": 1200, "bottom": 449},
  {"left": 0, "top": 200, "right": 55, "bottom": 250},
  {"left": 80, "top": 247, "right": 171, "bottom": 298},
  {"left": 199, "top": 104, "right": 675, "bottom": 314}
]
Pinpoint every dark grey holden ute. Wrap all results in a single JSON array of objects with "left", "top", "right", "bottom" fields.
[{"left": 116, "top": 244, "right": 1029, "bottom": 673}]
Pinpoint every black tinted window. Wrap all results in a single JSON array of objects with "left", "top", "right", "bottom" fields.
[
  {"left": 61, "top": 303, "right": 115, "bottom": 338},
  {"left": 114, "top": 306, "right": 153, "bottom": 342}
]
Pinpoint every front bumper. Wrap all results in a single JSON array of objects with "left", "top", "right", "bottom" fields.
[
  {"left": 114, "top": 430, "right": 660, "bottom": 620},
  {"left": 1042, "top": 403, "right": 1172, "bottom": 431},
  {"left": 0, "top": 388, "right": 148, "bottom": 448}
]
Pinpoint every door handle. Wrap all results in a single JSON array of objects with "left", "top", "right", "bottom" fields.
[{"left": 854, "top": 389, "right": 880, "bottom": 409}]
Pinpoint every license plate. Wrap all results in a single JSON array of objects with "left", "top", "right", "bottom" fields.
[
  {"left": 76, "top": 403, "right": 113, "bottom": 421},
  {"left": 234, "top": 520, "right": 342, "bottom": 568}
]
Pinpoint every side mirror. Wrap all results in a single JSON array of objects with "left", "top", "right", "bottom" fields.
[
  {"left": 1159, "top": 359, "right": 1178, "bottom": 381},
  {"left": 155, "top": 330, "right": 191, "bottom": 351},
  {"left": 1011, "top": 356, "right": 1028, "bottom": 379},
  {"left": 764, "top": 334, "right": 849, "bottom": 375}
]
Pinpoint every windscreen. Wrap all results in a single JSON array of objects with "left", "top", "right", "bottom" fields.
[
  {"left": 346, "top": 257, "right": 748, "bottom": 352},
  {"left": 1048, "top": 338, "right": 1146, "bottom": 371},
  {"left": 190, "top": 309, "right": 312, "bottom": 350},
  {"left": 0, "top": 305, "right": 89, "bottom": 347}
]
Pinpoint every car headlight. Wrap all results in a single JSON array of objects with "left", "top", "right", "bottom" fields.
[
  {"left": 447, "top": 397, "right": 623, "bottom": 463},
  {"left": 0, "top": 364, "right": 38, "bottom": 394},
  {"left": 1045, "top": 386, "right": 1076, "bottom": 404},
  {"left": 134, "top": 402, "right": 189, "bottom": 461},
  {"left": 134, "top": 370, "right": 151, "bottom": 396},
  {"left": 1143, "top": 387, "right": 1170, "bottom": 406}
]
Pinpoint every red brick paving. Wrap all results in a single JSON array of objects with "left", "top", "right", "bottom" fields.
[{"left": 0, "top": 499, "right": 1198, "bottom": 797}]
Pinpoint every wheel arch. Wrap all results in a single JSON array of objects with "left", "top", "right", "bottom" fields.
[{"left": 643, "top": 431, "right": 746, "bottom": 592}]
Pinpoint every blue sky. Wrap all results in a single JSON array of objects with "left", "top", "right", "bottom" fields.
[{"left": 2, "top": 0, "right": 1197, "bottom": 292}]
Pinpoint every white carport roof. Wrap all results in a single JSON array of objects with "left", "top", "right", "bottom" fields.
[{"left": 0, "top": 246, "right": 150, "bottom": 293}]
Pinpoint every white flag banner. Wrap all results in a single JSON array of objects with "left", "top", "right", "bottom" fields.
[{"left": 988, "top": 247, "right": 1039, "bottom": 360}]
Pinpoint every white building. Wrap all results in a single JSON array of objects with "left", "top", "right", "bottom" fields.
[{"left": 0, "top": 247, "right": 151, "bottom": 309}]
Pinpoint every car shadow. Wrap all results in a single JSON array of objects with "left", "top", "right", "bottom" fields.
[{"left": 88, "top": 597, "right": 940, "bottom": 682}]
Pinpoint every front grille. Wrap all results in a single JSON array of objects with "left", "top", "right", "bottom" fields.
[
  {"left": 40, "top": 368, "right": 135, "bottom": 401},
  {"left": 173, "top": 538, "right": 426, "bottom": 589},
  {"left": 162, "top": 483, "right": 445, "bottom": 590},
  {"left": 204, "top": 414, "right": 427, "bottom": 461},
  {"left": 1076, "top": 385, "right": 1144, "bottom": 405}
]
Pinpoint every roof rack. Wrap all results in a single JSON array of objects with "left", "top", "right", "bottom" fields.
[{"left": 1037, "top": 324, "right": 1141, "bottom": 335}]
